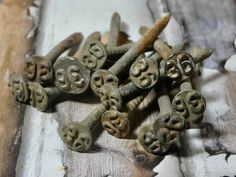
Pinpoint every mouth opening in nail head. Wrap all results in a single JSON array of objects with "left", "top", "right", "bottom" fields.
[{"left": 169, "top": 133, "right": 176, "bottom": 140}]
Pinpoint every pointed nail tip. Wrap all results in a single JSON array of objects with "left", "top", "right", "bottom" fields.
[
  {"left": 153, "top": 14, "right": 171, "bottom": 27},
  {"left": 209, "top": 48, "right": 215, "bottom": 53},
  {"left": 206, "top": 48, "right": 215, "bottom": 56},
  {"left": 163, "top": 13, "right": 171, "bottom": 20},
  {"left": 160, "top": 13, "right": 171, "bottom": 26}
]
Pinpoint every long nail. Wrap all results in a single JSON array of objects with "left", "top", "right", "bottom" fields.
[
  {"left": 108, "top": 12, "right": 121, "bottom": 47},
  {"left": 99, "top": 82, "right": 142, "bottom": 110},
  {"left": 60, "top": 104, "right": 106, "bottom": 152},
  {"left": 25, "top": 33, "right": 83, "bottom": 85},
  {"left": 101, "top": 91, "right": 148, "bottom": 138},
  {"left": 154, "top": 38, "right": 214, "bottom": 82},
  {"left": 91, "top": 14, "right": 171, "bottom": 96},
  {"left": 172, "top": 80, "right": 206, "bottom": 128},
  {"left": 138, "top": 82, "right": 185, "bottom": 155}
]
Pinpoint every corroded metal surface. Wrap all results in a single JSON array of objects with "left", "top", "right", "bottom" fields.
[
  {"left": 138, "top": 125, "right": 180, "bottom": 154},
  {"left": 138, "top": 83, "right": 186, "bottom": 155},
  {"left": 79, "top": 41, "right": 132, "bottom": 72},
  {"left": 28, "top": 82, "right": 50, "bottom": 111},
  {"left": 108, "top": 12, "right": 121, "bottom": 47},
  {"left": 101, "top": 110, "right": 130, "bottom": 138},
  {"left": 53, "top": 56, "right": 90, "bottom": 94},
  {"left": 28, "top": 82, "right": 61, "bottom": 112},
  {"left": 60, "top": 122, "right": 93, "bottom": 152},
  {"left": 60, "top": 104, "right": 106, "bottom": 152},
  {"left": 172, "top": 89, "right": 206, "bottom": 128},
  {"left": 129, "top": 57, "right": 160, "bottom": 89},
  {"left": 99, "top": 83, "right": 123, "bottom": 110},
  {"left": 101, "top": 92, "right": 148, "bottom": 138},
  {"left": 154, "top": 38, "right": 214, "bottom": 83},
  {"left": 90, "top": 69, "right": 119, "bottom": 96},
  {"left": 164, "top": 52, "right": 195, "bottom": 82},
  {"left": 25, "top": 33, "right": 83, "bottom": 85},
  {"left": 90, "top": 15, "right": 170, "bottom": 96},
  {"left": 79, "top": 40, "right": 107, "bottom": 71},
  {"left": 8, "top": 72, "right": 29, "bottom": 103}
]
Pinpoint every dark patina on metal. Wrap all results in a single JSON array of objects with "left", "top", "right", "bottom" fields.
[
  {"left": 8, "top": 72, "right": 29, "bottom": 103},
  {"left": 28, "top": 82, "right": 61, "bottom": 112},
  {"left": 53, "top": 56, "right": 90, "bottom": 94},
  {"left": 90, "top": 14, "right": 171, "bottom": 96},
  {"left": 60, "top": 104, "right": 106, "bottom": 152},
  {"left": 172, "top": 80, "right": 206, "bottom": 128},
  {"left": 101, "top": 92, "right": 148, "bottom": 138},
  {"left": 139, "top": 83, "right": 185, "bottom": 155},
  {"left": 25, "top": 33, "right": 83, "bottom": 85}
]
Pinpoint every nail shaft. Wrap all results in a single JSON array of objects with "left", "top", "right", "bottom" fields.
[
  {"left": 108, "top": 12, "right": 121, "bottom": 47},
  {"left": 192, "top": 47, "right": 215, "bottom": 63},
  {"left": 28, "top": 82, "right": 62, "bottom": 111},
  {"left": 153, "top": 38, "right": 172, "bottom": 60},
  {"left": 101, "top": 91, "right": 148, "bottom": 138},
  {"left": 157, "top": 83, "right": 172, "bottom": 115},
  {"left": 118, "top": 82, "right": 140, "bottom": 98},
  {"left": 125, "top": 91, "right": 149, "bottom": 113},
  {"left": 73, "top": 31, "right": 101, "bottom": 59},
  {"left": 108, "top": 14, "right": 171, "bottom": 77},
  {"left": 106, "top": 43, "right": 134, "bottom": 55},
  {"left": 81, "top": 104, "right": 107, "bottom": 130},
  {"left": 180, "top": 80, "right": 192, "bottom": 91},
  {"left": 46, "top": 33, "right": 83, "bottom": 63}
]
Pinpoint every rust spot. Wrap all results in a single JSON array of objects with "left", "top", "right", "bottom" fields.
[{"left": 136, "top": 14, "right": 171, "bottom": 55}]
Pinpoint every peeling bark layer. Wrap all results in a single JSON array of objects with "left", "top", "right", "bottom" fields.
[{"left": 0, "top": 0, "right": 36, "bottom": 177}]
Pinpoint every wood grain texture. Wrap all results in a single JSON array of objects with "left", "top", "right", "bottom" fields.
[
  {"left": 16, "top": 0, "right": 236, "bottom": 177},
  {"left": 149, "top": 0, "right": 236, "bottom": 176},
  {"left": 0, "top": 0, "right": 36, "bottom": 177},
  {"left": 165, "top": 0, "right": 236, "bottom": 69}
]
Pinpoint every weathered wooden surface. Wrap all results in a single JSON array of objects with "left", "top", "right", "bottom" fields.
[
  {"left": 149, "top": 0, "right": 236, "bottom": 176},
  {"left": 0, "top": 0, "right": 234, "bottom": 177},
  {"left": 165, "top": 0, "right": 236, "bottom": 69},
  {"left": 0, "top": 0, "right": 37, "bottom": 177}
]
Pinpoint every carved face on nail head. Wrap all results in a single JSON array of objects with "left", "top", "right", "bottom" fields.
[
  {"left": 138, "top": 125, "right": 180, "bottom": 155},
  {"left": 54, "top": 56, "right": 90, "bottom": 94},
  {"left": 61, "top": 122, "right": 92, "bottom": 152},
  {"left": 79, "top": 40, "right": 107, "bottom": 71},
  {"left": 8, "top": 72, "right": 29, "bottom": 103},
  {"left": 172, "top": 90, "right": 206, "bottom": 128},
  {"left": 28, "top": 82, "right": 49, "bottom": 112},
  {"left": 158, "top": 112, "right": 186, "bottom": 131},
  {"left": 130, "top": 58, "right": 159, "bottom": 89},
  {"left": 165, "top": 52, "right": 195, "bottom": 82},
  {"left": 25, "top": 55, "right": 54, "bottom": 85},
  {"left": 101, "top": 110, "right": 130, "bottom": 138},
  {"left": 90, "top": 69, "right": 119, "bottom": 96},
  {"left": 99, "top": 83, "right": 122, "bottom": 110}
]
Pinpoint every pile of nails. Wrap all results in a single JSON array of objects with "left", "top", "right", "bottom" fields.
[{"left": 9, "top": 12, "right": 214, "bottom": 155}]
